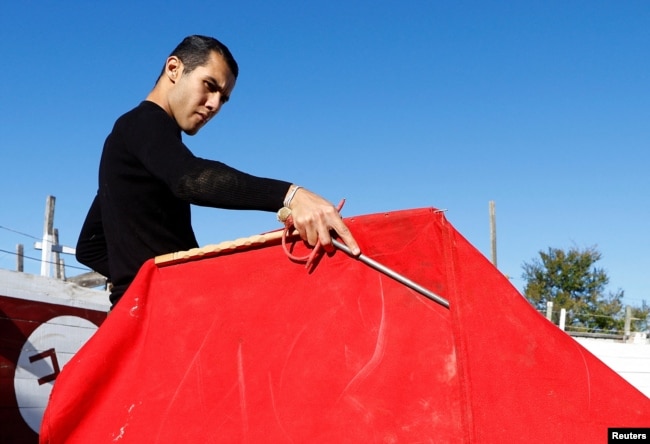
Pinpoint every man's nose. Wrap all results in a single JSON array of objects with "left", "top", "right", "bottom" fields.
[{"left": 206, "top": 94, "right": 223, "bottom": 113}]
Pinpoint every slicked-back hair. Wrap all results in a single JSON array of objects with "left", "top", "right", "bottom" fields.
[{"left": 159, "top": 35, "right": 239, "bottom": 80}]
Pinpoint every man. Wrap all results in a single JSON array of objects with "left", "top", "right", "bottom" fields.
[{"left": 76, "top": 35, "right": 360, "bottom": 307}]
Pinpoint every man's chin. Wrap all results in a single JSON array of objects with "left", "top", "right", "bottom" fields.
[{"left": 183, "top": 125, "right": 202, "bottom": 136}]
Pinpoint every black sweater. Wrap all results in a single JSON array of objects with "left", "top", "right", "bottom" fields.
[{"left": 77, "top": 101, "right": 290, "bottom": 305}]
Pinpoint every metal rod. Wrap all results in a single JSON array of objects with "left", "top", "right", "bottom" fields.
[{"left": 332, "top": 239, "right": 450, "bottom": 309}]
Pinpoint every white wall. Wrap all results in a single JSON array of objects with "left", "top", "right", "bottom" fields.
[{"left": 574, "top": 336, "right": 650, "bottom": 399}]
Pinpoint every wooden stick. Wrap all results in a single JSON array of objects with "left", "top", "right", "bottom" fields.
[{"left": 154, "top": 228, "right": 299, "bottom": 267}]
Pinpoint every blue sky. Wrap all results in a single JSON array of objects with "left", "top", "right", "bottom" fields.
[{"left": 0, "top": 1, "right": 648, "bottom": 308}]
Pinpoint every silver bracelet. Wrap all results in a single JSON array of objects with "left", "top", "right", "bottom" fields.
[{"left": 283, "top": 185, "right": 303, "bottom": 208}]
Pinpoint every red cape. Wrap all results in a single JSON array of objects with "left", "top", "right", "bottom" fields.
[{"left": 40, "top": 208, "right": 649, "bottom": 443}]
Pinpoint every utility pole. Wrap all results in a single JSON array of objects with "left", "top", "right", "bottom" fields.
[
  {"left": 40, "top": 196, "right": 55, "bottom": 277},
  {"left": 53, "top": 228, "right": 66, "bottom": 280},
  {"left": 624, "top": 306, "right": 632, "bottom": 342},
  {"left": 489, "top": 200, "right": 497, "bottom": 268},
  {"left": 16, "top": 244, "right": 24, "bottom": 272},
  {"left": 34, "top": 195, "right": 76, "bottom": 278}
]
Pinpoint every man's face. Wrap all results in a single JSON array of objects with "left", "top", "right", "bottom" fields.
[{"left": 167, "top": 51, "right": 236, "bottom": 135}]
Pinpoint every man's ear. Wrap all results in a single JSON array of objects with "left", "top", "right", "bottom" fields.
[{"left": 165, "top": 56, "right": 183, "bottom": 83}]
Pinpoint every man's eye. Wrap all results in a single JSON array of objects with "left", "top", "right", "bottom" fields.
[{"left": 205, "top": 81, "right": 218, "bottom": 92}]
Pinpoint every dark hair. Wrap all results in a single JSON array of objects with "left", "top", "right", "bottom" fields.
[{"left": 160, "top": 35, "right": 239, "bottom": 79}]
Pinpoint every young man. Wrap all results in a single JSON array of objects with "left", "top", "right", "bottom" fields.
[{"left": 76, "top": 35, "right": 360, "bottom": 307}]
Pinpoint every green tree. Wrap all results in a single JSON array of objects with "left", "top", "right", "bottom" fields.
[
  {"left": 521, "top": 246, "right": 638, "bottom": 333},
  {"left": 629, "top": 301, "right": 650, "bottom": 333}
]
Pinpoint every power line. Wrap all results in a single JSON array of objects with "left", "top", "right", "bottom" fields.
[
  {"left": 0, "top": 224, "right": 41, "bottom": 241},
  {"left": 0, "top": 248, "right": 90, "bottom": 272}
]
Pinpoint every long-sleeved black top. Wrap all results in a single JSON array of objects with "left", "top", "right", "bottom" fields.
[{"left": 77, "top": 101, "right": 290, "bottom": 306}]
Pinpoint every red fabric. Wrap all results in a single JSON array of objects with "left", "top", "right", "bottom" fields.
[{"left": 40, "top": 208, "right": 649, "bottom": 443}]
